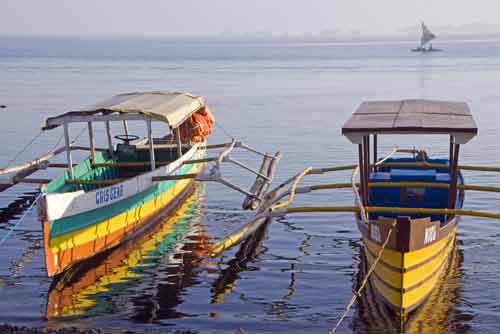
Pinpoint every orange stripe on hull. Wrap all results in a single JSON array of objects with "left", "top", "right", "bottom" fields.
[{"left": 43, "top": 180, "right": 197, "bottom": 277}]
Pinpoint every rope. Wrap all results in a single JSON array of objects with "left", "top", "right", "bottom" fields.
[
  {"left": 215, "top": 121, "right": 235, "bottom": 140},
  {"left": 0, "top": 192, "right": 43, "bottom": 248},
  {"left": 2, "top": 130, "right": 43, "bottom": 169},
  {"left": 271, "top": 167, "right": 312, "bottom": 211},
  {"left": 329, "top": 221, "right": 397, "bottom": 334}
]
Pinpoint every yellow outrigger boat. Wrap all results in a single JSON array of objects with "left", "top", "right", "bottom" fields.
[{"left": 341, "top": 99, "right": 477, "bottom": 317}]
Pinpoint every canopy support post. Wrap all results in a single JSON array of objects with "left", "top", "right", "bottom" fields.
[
  {"left": 363, "top": 136, "right": 370, "bottom": 205},
  {"left": 63, "top": 122, "right": 73, "bottom": 179},
  {"left": 175, "top": 127, "right": 182, "bottom": 158},
  {"left": 147, "top": 119, "right": 156, "bottom": 171},
  {"left": 448, "top": 143, "right": 460, "bottom": 212},
  {"left": 358, "top": 143, "right": 366, "bottom": 206},
  {"left": 87, "top": 121, "right": 96, "bottom": 163},
  {"left": 105, "top": 121, "right": 114, "bottom": 159},
  {"left": 373, "top": 134, "right": 378, "bottom": 168},
  {"left": 449, "top": 135, "right": 454, "bottom": 172}
]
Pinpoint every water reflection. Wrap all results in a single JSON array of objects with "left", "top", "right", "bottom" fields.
[
  {"left": 353, "top": 239, "right": 472, "bottom": 333},
  {"left": 46, "top": 191, "right": 212, "bottom": 322},
  {"left": 211, "top": 218, "right": 271, "bottom": 304}
]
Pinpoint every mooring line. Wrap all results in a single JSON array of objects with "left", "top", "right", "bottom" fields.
[
  {"left": 328, "top": 221, "right": 397, "bottom": 334},
  {"left": 0, "top": 192, "right": 42, "bottom": 248}
]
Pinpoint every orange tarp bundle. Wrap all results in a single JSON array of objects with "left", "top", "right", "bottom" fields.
[{"left": 180, "top": 106, "right": 215, "bottom": 143}]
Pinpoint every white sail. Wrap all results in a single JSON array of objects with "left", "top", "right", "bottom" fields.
[{"left": 420, "top": 22, "right": 436, "bottom": 46}]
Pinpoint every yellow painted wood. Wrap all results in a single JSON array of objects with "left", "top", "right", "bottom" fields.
[
  {"left": 366, "top": 230, "right": 455, "bottom": 291},
  {"left": 364, "top": 238, "right": 403, "bottom": 269},
  {"left": 50, "top": 165, "right": 202, "bottom": 252},
  {"left": 365, "top": 250, "right": 402, "bottom": 289},
  {"left": 370, "top": 272, "right": 402, "bottom": 309},
  {"left": 403, "top": 229, "right": 455, "bottom": 268}
]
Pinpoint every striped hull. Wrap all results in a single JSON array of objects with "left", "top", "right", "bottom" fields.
[
  {"left": 357, "top": 214, "right": 458, "bottom": 317},
  {"left": 42, "top": 161, "right": 204, "bottom": 277}
]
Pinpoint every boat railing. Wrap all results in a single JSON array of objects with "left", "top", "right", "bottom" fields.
[{"left": 153, "top": 139, "right": 281, "bottom": 209}]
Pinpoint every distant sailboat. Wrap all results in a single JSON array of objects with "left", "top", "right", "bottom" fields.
[{"left": 412, "top": 22, "right": 442, "bottom": 52}]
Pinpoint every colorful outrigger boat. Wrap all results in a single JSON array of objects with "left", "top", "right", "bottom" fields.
[
  {"left": 341, "top": 99, "right": 477, "bottom": 317},
  {"left": 37, "top": 92, "right": 215, "bottom": 276}
]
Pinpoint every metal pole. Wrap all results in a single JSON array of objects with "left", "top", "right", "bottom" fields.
[
  {"left": 373, "top": 134, "right": 378, "bottom": 165},
  {"left": 63, "top": 122, "right": 73, "bottom": 178},
  {"left": 175, "top": 127, "right": 183, "bottom": 158},
  {"left": 122, "top": 120, "right": 129, "bottom": 137},
  {"left": 87, "top": 121, "right": 96, "bottom": 163},
  {"left": 105, "top": 121, "right": 114, "bottom": 158},
  {"left": 448, "top": 144, "right": 460, "bottom": 211},
  {"left": 147, "top": 119, "right": 156, "bottom": 171}
]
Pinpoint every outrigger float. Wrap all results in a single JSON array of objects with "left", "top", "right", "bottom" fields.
[{"left": 3, "top": 96, "right": 500, "bottom": 326}]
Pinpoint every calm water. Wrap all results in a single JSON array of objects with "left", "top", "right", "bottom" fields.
[{"left": 1, "top": 36, "right": 500, "bottom": 333}]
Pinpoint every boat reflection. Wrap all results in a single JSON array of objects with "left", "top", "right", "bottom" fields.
[
  {"left": 46, "top": 190, "right": 212, "bottom": 321},
  {"left": 353, "top": 239, "right": 472, "bottom": 333}
]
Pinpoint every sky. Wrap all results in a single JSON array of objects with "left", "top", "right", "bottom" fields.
[{"left": 1, "top": 0, "right": 499, "bottom": 37}]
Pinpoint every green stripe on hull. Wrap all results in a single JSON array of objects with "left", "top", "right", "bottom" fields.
[{"left": 49, "top": 162, "right": 198, "bottom": 239}]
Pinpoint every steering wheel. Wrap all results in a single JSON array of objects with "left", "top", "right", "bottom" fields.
[{"left": 114, "top": 134, "right": 140, "bottom": 144}]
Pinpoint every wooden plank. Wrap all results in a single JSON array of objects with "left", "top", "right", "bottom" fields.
[
  {"left": 342, "top": 99, "right": 477, "bottom": 136},
  {"left": 152, "top": 173, "right": 197, "bottom": 181}
]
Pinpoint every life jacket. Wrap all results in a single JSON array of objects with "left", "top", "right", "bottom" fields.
[{"left": 180, "top": 106, "right": 215, "bottom": 143}]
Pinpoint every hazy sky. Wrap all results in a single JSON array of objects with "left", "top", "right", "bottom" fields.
[{"left": 1, "top": 0, "right": 499, "bottom": 37}]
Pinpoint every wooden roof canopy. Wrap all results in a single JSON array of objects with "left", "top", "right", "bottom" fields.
[
  {"left": 342, "top": 99, "right": 478, "bottom": 144},
  {"left": 43, "top": 91, "right": 205, "bottom": 130}
]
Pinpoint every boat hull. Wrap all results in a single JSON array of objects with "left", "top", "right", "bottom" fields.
[
  {"left": 40, "top": 148, "right": 205, "bottom": 277},
  {"left": 357, "top": 214, "right": 458, "bottom": 317}
]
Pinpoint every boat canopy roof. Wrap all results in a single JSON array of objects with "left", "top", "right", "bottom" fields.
[
  {"left": 342, "top": 99, "right": 478, "bottom": 144},
  {"left": 43, "top": 91, "right": 205, "bottom": 130}
]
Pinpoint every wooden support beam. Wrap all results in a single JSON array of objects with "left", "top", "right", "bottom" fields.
[
  {"left": 47, "top": 163, "right": 77, "bottom": 168},
  {"left": 200, "top": 142, "right": 242, "bottom": 150},
  {"left": 152, "top": 173, "right": 197, "bottom": 182}
]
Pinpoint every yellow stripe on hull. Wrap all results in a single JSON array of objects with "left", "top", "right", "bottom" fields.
[
  {"left": 364, "top": 228, "right": 456, "bottom": 312},
  {"left": 50, "top": 164, "right": 203, "bottom": 253}
]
